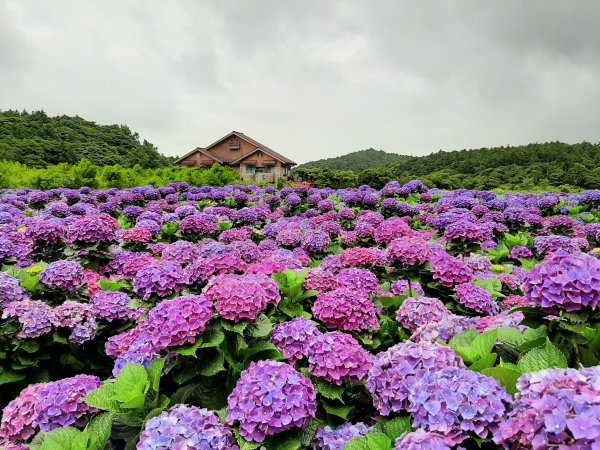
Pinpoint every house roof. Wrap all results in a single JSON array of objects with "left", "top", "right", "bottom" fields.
[{"left": 173, "top": 131, "right": 296, "bottom": 166}]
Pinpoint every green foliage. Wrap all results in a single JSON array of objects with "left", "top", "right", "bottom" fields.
[
  {"left": 295, "top": 148, "right": 410, "bottom": 172},
  {"left": 30, "top": 413, "right": 113, "bottom": 450}
]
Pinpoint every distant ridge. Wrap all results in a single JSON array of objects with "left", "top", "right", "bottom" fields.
[{"left": 295, "top": 148, "right": 410, "bottom": 172}]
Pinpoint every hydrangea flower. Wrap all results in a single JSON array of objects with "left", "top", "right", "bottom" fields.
[
  {"left": 395, "top": 429, "right": 456, "bottom": 450},
  {"left": 313, "top": 422, "right": 372, "bottom": 450},
  {"left": 54, "top": 301, "right": 98, "bottom": 344},
  {"left": 227, "top": 361, "right": 317, "bottom": 442},
  {"left": 339, "top": 247, "right": 387, "bottom": 267},
  {"left": 509, "top": 245, "right": 533, "bottom": 260},
  {"left": 390, "top": 280, "right": 425, "bottom": 297},
  {"left": 431, "top": 257, "right": 474, "bottom": 287},
  {"left": 39, "top": 260, "right": 86, "bottom": 292},
  {"left": 1, "top": 300, "right": 58, "bottom": 339},
  {"left": 0, "top": 272, "right": 31, "bottom": 308},
  {"left": 386, "top": 237, "right": 431, "bottom": 266},
  {"left": 495, "top": 366, "right": 600, "bottom": 449},
  {"left": 411, "top": 314, "right": 477, "bottom": 343},
  {"left": 454, "top": 283, "right": 500, "bottom": 315},
  {"left": 67, "top": 213, "right": 119, "bottom": 244},
  {"left": 301, "top": 229, "right": 331, "bottom": 253},
  {"left": 137, "top": 405, "right": 238, "bottom": 450},
  {"left": 312, "top": 288, "right": 379, "bottom": 332},
  {"left": 271, "top": 318, "right": 322, "bottom": 365},
  {"left": 500, "top": 294, "right": 532, "bottom": 311},
  {"left": 367, "top": 341, "right": 465, "bottom": 416},
  {"left": 524, "top": 250, "right": 600, "bottom": 311},
  {"left": 204, "top": 273, "right": 280, "bottom": 322},
  {"left": 133, "top": 262, "right": 190, "bottom": 300},
  {"left": 308, "top": 332, "right": 373, "bottom": 385},
  {"left": 179, "top": 215, "right": 220, "bottom": 236},
  {"left": 396, "top": 296, "right": 451, "bottom": 332},
  {"left": 335, "top": 268, "right": 384, "bottom": 296},
  {"left": 0, "top": 383, "right": 45, "bottom": 443},
  {"left": 408, "top": 367, "right": 511, "bottom": 440},
  {"left": 91, "top": 291, "right": 142, "bottom": 322}
]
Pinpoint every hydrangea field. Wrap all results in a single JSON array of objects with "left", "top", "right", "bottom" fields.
[{"left": 0, "top": 181, "right": 599, "bottom": 449}]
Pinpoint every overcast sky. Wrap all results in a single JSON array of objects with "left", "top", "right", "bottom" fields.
[{"left": 2, "top": 1, "right": 600, "bottom": 164}]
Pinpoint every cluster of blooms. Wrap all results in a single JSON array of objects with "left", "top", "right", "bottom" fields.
[
  {"left": 313, "top": 422, "right": 372, "bottom": 450},
  {"left": 390, "top": 280, "right": 425, "bottom": 297},
  {"left": 39, "top": 260, "right": 86, "bottom": 292},
  {"left": 431, "top": 257, "right": 474, "bottom": 287},
  {"left": 227, "top": 361, "right": 317, "bottom": 442},
  {"left": 525, "top": 250, "right": 600, "bottom": 311},
  {"left": 496, "top": 366, "right": 600, "bottom": 449},
  {"left": 270, "top": 318, "right": 322, "bottom": 365},
  {"left": 395, "top": 429, "right": 457, "bottom": 450},
  {"left": 0, "top": 272, "right": 31, "bottom": 307},
  {"left": 204, "top": 273, "right": 280, "bottom": 322},
  {"left": 133, "top": 262, "right": 190, "bottom": 300},
  {"left": 91, "top": 291, "right": 142, "bottom": 322},
  {"left": 308, "top": 332, "right": 374, "bottom": 385},
  {"left": 137, "top": 405, "right": 238, "bottom": 450},
  {"left": 0, "top": 375, "right": 102, "bottom": 444},
  {"left": 66, "top": 213, "right": 119, "bottom": 244},
  {"left": 312, "top": 288, "right": 380, "bottom": 332},
  {"left": 395, "top": 296, "right": 451, "bottom": 331},
  {"left": 386, "top": 236, "right": 431, "bottom": 266},
  {"left": 366, "top": 341, "right": 465, "bottom": 415},
  {"left": 454, "top": 283, "right": 500, "bottom": 315},
  {"left": 1, "top": 300, "right": 58, "bottom": 338}
]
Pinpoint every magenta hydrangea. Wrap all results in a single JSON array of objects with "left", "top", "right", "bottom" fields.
[
  {"left": 307, "top": 331, "right": 373, "bottom": 385},
  {"left": 133, "top": 262, "right": 190, "bottom": 300},
  {"left": 431, "top": 257, "right": 474, "bottom": 287},
  {"left": 271, "top": 318, "right": 322, "bottom": 365},
  {"left": 366, "top": 341, "right": 465, "bottom": 416},
  {"left": 67, "top": 213, "right": 119, "bottom": 244},
  {"left": 335, "top": 268, "right": 383, "bottom": 296},
  {"left": 411, "top": 314, "right": 477, "bottom": 343},
  {"left": 395, "top": 429, "right": 455, "bottom": 450},
  {"left": 339, "top": 247, "right": 387, "bottom": 267},
  {"left": 500, "top": 294, "right": 532, "bottom": 311},
  {"left": 396, "top": 296, "right": 452, "bottom": 332},
  {"left": 408, "top": 367, "right": 511, "bottom": 440},
  {"left": 495, "top": 366, "right": 600, "bottom": 449},
  {"left": 390, "top": 280, "right": 425, "bottom": 297},
  {"left": 137, "top": 405, "right": 238, "bottom": 450},
  {"left": 39, "top": 260, "right": 86, "bottom": 292},
  {"left": 313, "top": 422, "right": 373, "bottom": 450},
  {"left": 204, "top": 273, "right": 280, "bottom": 322},
  {"left": 524, "top": 250, "right": 600, "bottom": 312},
  {"left": 179, "top": 215, "right": 220, "bottom": 236},
  {"left": 386, "top": 237, "right": 432, "bottom": 266},
  {"left": 0, "top": 383, "right": 46, "bottom": 443},
  {"left": 227, "top": 361, "right": 317, "bottom": 442},
  {"left": 53, "top": 301, "right": 98, "bottom": 344},
  {"left": 91, "top": 291, "right": 142, "bottom": 322},
  {"left": 454, "top": 283, "right": 500, "bottom": 315},
  {"left": 312, "top": 288, "right": 380, "bottom": 332}
]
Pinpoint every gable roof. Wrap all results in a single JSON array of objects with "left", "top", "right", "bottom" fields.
[{"left": 174, "top": 131, "right": 296, "bottom": 166}]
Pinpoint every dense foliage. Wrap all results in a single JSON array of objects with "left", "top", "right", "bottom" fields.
[
  {"left": 295, "top": 149, "right": 410, "bottom": 172},
  {"left": 293, "top": 141, "right": 600, "bottom": 191},
  {"left": 0, "top": 110, "right": 174, "bottom": 168},
  {"left": 0, "top": 160, "right": 241, "bottom": 190},
  {"left": 1, "top": 180, "right": 600, "bottom": 449}
]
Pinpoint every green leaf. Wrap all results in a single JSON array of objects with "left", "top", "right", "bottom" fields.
[
  {"left": 239, "top": 341, "right": 285, "bottom": 360},
  {"left": 84, "top": 383, "right": 122, "bottom": 412},
  {"left": 314, "top": 381, "right": 346, "bottom": 402},
  {"left": 344, "top": 432, "right": 393, "bottom": 450},
  {"left": 382, "top": 417, "right": 412, "bottom": 441},
  {"left": 175, "top": 337, "right": 204, "bottom": 357},
  {"left": 469, "top": 353, "right": 498, "bottom": 372},
  {"left": 146, "top": 358, "right": 165, "bottom": 393},
  {"left": 200, "top": 328, "right": 226, "bottom": 348},
  {"left": 234, "top": 428, "right": 263, "bottom": 450},
  {"left": 0, "top": 371, "right": 26, "bottom": 385},
  {"left": 518, "top": 339, "right": 568, "bottom": 373},
  {"left": 21, "top": 274, "right": 40, "bottom": 292},
  {"left": 111, "top": 363, "right": 149, "bottom": 408},
  {"left": 450, "top": 329, "right": 497, "bottom": 365},
  {"left": 321, "top": 400, "right": 353, "bottom": 420},
  {"left": 222, "top": 320, "right": 248, "bottom": 334},
  {"left": 199, "top": 351, "right": 226, "bottom": 376},
  {"left": 481, "top": 366, "right": 522, "bottom": 395},
  {"left": 99, "top": 279, "right": 124, "bottom": 291},
  {"left": 86, "top": 412, "right": 113, "bottom": 450},
  {"left": 37, "top": 427, "right": 86, "bottom": 450},
  {"left": 247, "top": 313, "right": 274, "bottom": 338}
]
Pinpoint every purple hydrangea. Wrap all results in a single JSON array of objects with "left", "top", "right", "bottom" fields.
[
  {"left": 411, "top": 314, "right": 477, "bottom": 343},
  {"left": 227, "top": 361, "right": 317, "bottom": 442},
  {"left": 133, "top": 262, "right": 190, "bottom": 300},
  {"left": 91, "top": 291, "right": 143, "bottom": 322},
  {"left": 366, "top": 341, "right": 465, "bottom": 416},
  {"left": 396, "top": 296, "right": 452, "bottom": 332},
  {"left": 53, "top": 301, "right": 98, "bottom": 344},
  {"left": 0, "top": 383, "right": 45, "bottom": 443},
  {"left": 534, "top": 235, "right": 586, "bottom": 256},
  {"left": 67, "top": 213, "right": 119, "bottom": 244},
  {"left": 301, "top": 229, "right": 331, "bottom": 253},
  {"left": 1, "top": 300, "right": 58, "bottom": 338},
  {"left": 339, "top": 247, "right": 387, "bottom": 267},
  {"left": 179, "top": 215, "right": 220, "bottom": 236},
  {"left": 312, "top": 288, "right": 379, "bottom": 332},
  {"left": 496, "top": 366, "right": 600, "bottom": 449},
  {"left": 204, "top": 273, "right": 280, "bottom": 322},
  {"left": 313, "top": 422, "right": 373, "bottom": 450},
  {"left": 386, "top": 237, "right": 432, "bottom": 266},
  {"left": 408, "top": 367, "right": 511, "bottom": 440},
  {"left": 500, "top": 294, "right": 532, "bottom": 311},
  {"left": 24, "top": 219, "right": 65, "bottom": 246},
  {"left": 137, "top": 405, "right": 238, "bottom": 450},
  {"left": 390, "top": 280, "right": 425, "bottom": 297},
  {"left": 524, "top": 250, "right": 600, "bottom": 311},
  {"left": 271, "top": 318, "right": 322, "bottom": 365},
  {"left": 39, "top": 260, "right": 86, "bottom": 292},
  {"left": 395, "top": 429, "right": 455, "bottom": 450},
  {"left": 307, "top": 331, "right": 373, "bottom": 385},
  {"left": 454, "top": 283, "right": 500, "bottom": 315},
  {"left": 509, "top": 245, "right": 534, "bottom": 260},
  {"left": 431, "top": 257, "right": 474, "bottom": 287},
  {"left": 335, "top": 268, "right": 383, "bottom": 295},
  {"left": 0, "top": 272, "right": 31, "bottom": 308}
]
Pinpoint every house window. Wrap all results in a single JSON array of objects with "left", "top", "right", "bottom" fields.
[
  {"left": 264, "top": 166, "right": 274, "bottom": 173},
  {"left": 255, "top": 167, "right": 264, "bottom": 174},
  {"left": 245, "top": 166, "right": 255, "bottom": 174},
  {"left": 229, "top": 140, "right": 240, "bottom": 150}
]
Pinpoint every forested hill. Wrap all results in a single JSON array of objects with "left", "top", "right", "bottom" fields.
[
  {"left": 392, "top": 141, "right": 600, "bottom": 189},
  {"left": 0, "top": 110, "right": 174, "bottom": 168},
  {"left": 295, "top": 148, "right": 411, "bottom": 171}
]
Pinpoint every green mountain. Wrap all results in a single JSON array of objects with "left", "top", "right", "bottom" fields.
[
  {"left": 0, "top": 110, "right": 174, "bottom": 169},
  {"left": 295, "top": 148, "right": 410, "bottom": 172}
]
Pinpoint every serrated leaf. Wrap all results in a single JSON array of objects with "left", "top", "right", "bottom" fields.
[
  {"left": 175, "top": 337, "right": 204, "bottom": 357},
  {"left": 321, "top": 400, "right": 353, "bottom": 420},
  {"left": 247, "top": 313, "right": 274, "bottom": 338},
  {"left": 111, "top": 363, "right": 149, "bottom": 408},
  {"left": 199, "top": 351, "right": 226, "bottom": 376},
  {"left": 450, "top": 329, "right": 497, "bottom": 365},
  {"left": 481, "top": 366, "right": 522, "bottom": 395},
  {"left": 344, "top": 432, "right": 392, "bottom": 450},
  {"left": 222, "top": 320, "right": 248, "bottom": 334},
  {"left": 146, "top": 358, "right": 165, "bottom": 393},
  {"left": 518, "top": 340, "right": 568, "bottom": 373},
  {"left": 86, "top": 412, "right": 113, "bottom": 450},
  {"left": 99, "top": 279, "right": 124, "bottom": 291},
  {"left": 382, "top": 417, "right": 412, "bottom": 441},
  {"left": 469, "top": 353, "right": 498, "bottom": 372},
  {"left": 314, "top": 381, "right": 346, "bottom": 402},
  {"left": 200, "top": 328, "right": 226, "bottom": 348},
  {"left": 84, "top": 383, "right": 122, "bottom": 412},
  {"left": 0, "top": 371, "right": 26, "bottom": 385},
  {"left": 37, "top": 427, "right": 86, "bottom": 450}
]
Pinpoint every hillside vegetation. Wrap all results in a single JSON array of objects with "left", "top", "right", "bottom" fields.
[
  {"left": 293, "top": 141, "right": 600, "bottom": 190},
  {"left": 295, "top": 148, "right": 410, "bottom": 171},
  {"left": 0, "top": 110, "right": 174, "bottom": 168}
]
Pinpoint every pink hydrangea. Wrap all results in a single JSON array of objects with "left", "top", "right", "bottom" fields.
[{"left": 312, "top": 288, "right": 380, "bottom": 332}]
